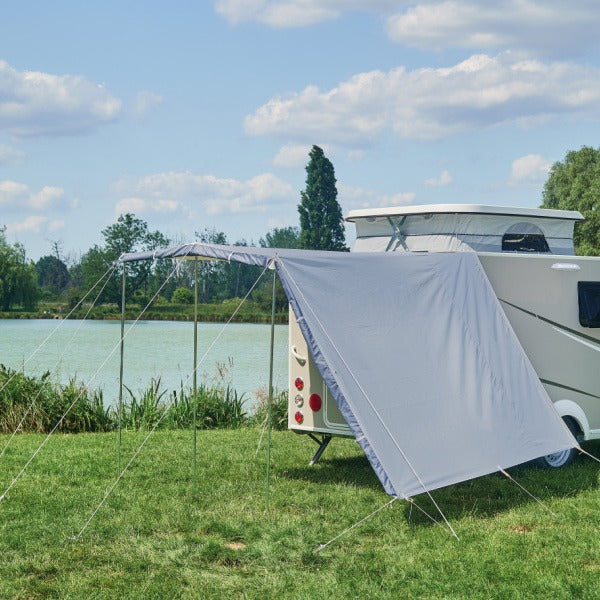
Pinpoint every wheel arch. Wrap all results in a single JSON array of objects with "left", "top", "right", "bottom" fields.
[{"left": 553, "top": 399, "right": 589, "bottom": 440}]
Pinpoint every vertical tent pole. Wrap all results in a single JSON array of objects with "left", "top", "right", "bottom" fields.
[
  {"left": 193, "top": 258, "right": 198, "bottom": 488},
  {"left": 265, "top": 266, "right": 277, "bottom": 511},
  {"left": 118, "top": 263, "right": 126, "bottom": 475}
]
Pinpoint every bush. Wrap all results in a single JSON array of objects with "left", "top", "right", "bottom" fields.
[{"left": 171, "top": 287, "right": 194, "bottom": 304}]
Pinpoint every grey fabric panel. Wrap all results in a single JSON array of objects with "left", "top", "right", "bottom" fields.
[{"left": 275, "top": 251, "right": 576, "bottom": 498}]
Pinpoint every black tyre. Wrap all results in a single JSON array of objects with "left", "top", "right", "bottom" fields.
[{"left": 536, "top": 416, "right": 581, "bottom": 468}]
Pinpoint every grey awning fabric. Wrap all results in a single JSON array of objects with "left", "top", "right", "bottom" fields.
[{"left": 119, "top": 244, "right": 576, "bottom": 498}]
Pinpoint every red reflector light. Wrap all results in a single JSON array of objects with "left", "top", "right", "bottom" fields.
[
  {"left": 294, "top": 377, "right": 304, "bottom": 391},
  {"left": 294, "top": 411, "right": 304, "bottom": 424},
  {"left": 309, "top": 393, "right": 322, "bottom": 412}
]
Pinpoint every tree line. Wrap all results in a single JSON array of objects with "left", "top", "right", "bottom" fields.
[
  {"left": 1, "top": 145, "right": 347, "bottom": 313},
  {"left": 5, "top": 144, "right": 600, "bottom": 314}
]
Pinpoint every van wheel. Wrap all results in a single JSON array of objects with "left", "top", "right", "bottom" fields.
[{"left": 536, "top": 417, "right": 580, "bottom": 468}]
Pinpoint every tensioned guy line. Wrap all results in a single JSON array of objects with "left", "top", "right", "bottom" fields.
[
  {"left": 0, "top": 258, "right": 184, "bottom": 505},
  {"left": 70, "top": 260, "right": 271, "bottom": 541}
]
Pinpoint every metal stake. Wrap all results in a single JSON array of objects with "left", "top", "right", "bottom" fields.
[
  {"left": 118, "top": 264, "right": 126, "bottom": 475},
  {"left": 266, "top": 266, "right": 277, "bottom": 511},
  {"left": 193, "top": 259, "right": 198, "bottom": 487}
]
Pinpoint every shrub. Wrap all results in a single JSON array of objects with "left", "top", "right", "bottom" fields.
[{"left": 171, "top": 287, "right": 194, "bottom": 304}]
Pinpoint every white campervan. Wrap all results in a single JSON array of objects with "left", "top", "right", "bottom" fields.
[{"left": 288, "top": 204, "right": 600, "bottom": 468}]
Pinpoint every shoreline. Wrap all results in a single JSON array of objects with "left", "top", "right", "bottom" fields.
[{"left": 0, "top": 310, "right": 289, "bottom": 324}]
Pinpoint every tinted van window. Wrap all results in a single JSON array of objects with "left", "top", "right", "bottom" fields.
[{"left": 578, "top": 282, "right": 600, "bottom": 328}]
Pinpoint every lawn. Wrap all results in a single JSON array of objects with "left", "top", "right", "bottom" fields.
[{"left": 0, "top": 429, "right": 597, "bottom": 598}]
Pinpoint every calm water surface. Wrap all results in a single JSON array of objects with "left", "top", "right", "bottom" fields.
[{"left": 0, "top": 319, "right": 288, "bottom": 407}]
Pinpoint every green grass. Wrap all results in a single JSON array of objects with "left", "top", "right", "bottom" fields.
[{"left": 0, "top": 429, "right": 597, "bottom": 598}]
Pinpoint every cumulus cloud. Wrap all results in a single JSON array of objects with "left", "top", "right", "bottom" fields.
[
  {"left": 245, "top": 53, "right": 600, "bottom": 145},
  {"left": 339, "top": 182, "right": 416, "bottom": 211},
  {"left": 0, "top": 180, "right": 66, "bottom": 210},
  {"left": 113, "top": 170, "right": 295, "bottom": 217},
  {"left": 509, "top": 154, "right": 552, "bottom": 186},
  {"left": 425, "top": 170, "right": 453, "bottom": 186},
  {"left": 215, "top": 1, "right": 599, "bottom": 57},
  {"left": 272, "top": 143, "right": 336, "bottom": 167},
  {"left": 0, "top": 144, "right": 25, "bottom": 165},
  {"left": 131, "top": 91, "right": 163, "bottom": 119},
  {"left": 273, "top": 143, "right": 312, "bottom": 168},
  {"left": 0, "top": 60, "right": 121, "bottom": 137},
  {"left": 5, "top": 215, "right": 48, "bottom": 234},
  {"left": 386, "top": 1, "right": 598, "bottom": 58},
  {"left": 215, "top": 0, "right": 342, "bottom": 27},
  {"left": 115, "top": 197, "right": 182, "bottom": 217}
]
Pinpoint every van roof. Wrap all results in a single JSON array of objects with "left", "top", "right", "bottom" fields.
[{"left": 345, "top": 204, "right": 584, "bottom": 222}]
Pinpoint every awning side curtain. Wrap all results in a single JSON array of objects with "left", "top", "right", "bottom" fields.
[{"left": 274, "top": 251, "right": 575, "bottom": 498}]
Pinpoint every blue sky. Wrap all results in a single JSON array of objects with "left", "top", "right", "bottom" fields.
[{"left": 2, "top": 1, "right": 600, "bottom": 260}]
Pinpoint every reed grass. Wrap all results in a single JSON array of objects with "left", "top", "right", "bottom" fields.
[
  {"left": 0, "top": 365, "right": 112, "bottom": 433},
  {"left": 0, "top": 365, "right": 287, "bottom": 434}
]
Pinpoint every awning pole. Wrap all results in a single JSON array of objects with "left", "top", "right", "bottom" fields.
[
  {"left": 266, "top": 267, "right": 276, "bottom": 511},
  {"left": 193, "top": 258, "right": 198, "bottom": 488},
  {"left": 118, "top": 264, "right": 126, "bottom": 475}
]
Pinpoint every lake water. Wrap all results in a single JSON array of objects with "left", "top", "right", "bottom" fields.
[{"left": 0, "top": 319, "right": 289, "bottom": 408}]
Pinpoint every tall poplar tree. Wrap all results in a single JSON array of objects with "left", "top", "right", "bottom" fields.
[{"left": 298, "top": 145, "right": 347, "bottom": 251}]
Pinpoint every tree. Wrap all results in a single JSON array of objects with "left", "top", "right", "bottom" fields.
[
  {"left": 194, "top": 228, "right": 229, "bottom": 302},
  {"left": 542, "top": 146, "right": 600, "bottom": 255},
  {"left": 259, "top": 226, "right": 300, "bottom": 249},
  {"left": 36, "top": 255, "right": 70, "bottom": 296},
  {"left": 298, "top": 145, "right": 347, "bottom": 251},
  {"left": 80, "top": 214, "right": 171, "bottom": 306},
  {"left": 0, "top": 227, "right": 38, "bottom": 311}
]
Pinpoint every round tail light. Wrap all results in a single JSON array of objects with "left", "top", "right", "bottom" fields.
[
  {"left": 309, "top": 393, "right": 322, "bottom": 412},
  {"left": 294, "top": 411, "right": 304, "bottom": 424},
  {"left": 294, "top": 377, "right": 304, "bottom": 391}
]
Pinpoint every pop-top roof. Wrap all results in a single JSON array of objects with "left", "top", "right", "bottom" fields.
[{"left": 345, "top": 204, "right": 584, "bottom": 222}]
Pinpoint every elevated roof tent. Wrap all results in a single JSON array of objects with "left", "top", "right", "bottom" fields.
[{"left": 346, "top": 204, "right": 584, "bottom": 255}]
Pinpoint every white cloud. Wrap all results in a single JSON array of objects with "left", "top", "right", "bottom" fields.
[
  {"left": 273, "top": 143, "right": 312, "bottom": 168},
  {"left": 113, "top": 170, "right": 295, "bottom": 217},
  {"left": 215, "top": 0, "right": 340, "bottom": 27},
  {"left": 30, "top": 186, "right": 65, "bottom": 209},
  {"left": 115, "top": 196, "right": 182, "bottom": 217},
  {"left": 131, "top": 91, "right": 163, "bottom": 119},
  {"left": 339, "top": 182, "right": 416, "bottom": 211},
  {"left": 0, "top": 180, "right": 66, "bottom": 210},
  {"left": 0, "top": 144, "right": 25, "bottom": 165},
  {"left": 5, "top": 215, "right": 48, "bottom": 234},
  {"left": 215, "top": 1, "right": 599, "bottom": 57},
  {"left": 386, "top": 1, "right": 598, "bottom": 58},
  {"left": 246, "top": 53, "right": 600, "bottom": 145},
  {"left": 0, "top": 60, "right": 121, "bottom": 137},
  {"left": 272, "top": 143, "right": 335, "bottom": 167},
  {"left": 425, "top": 169, "right": 453, "bottom": 186},
  {"left": 509, "top": 154, "right": 552, "bottom": 186}
]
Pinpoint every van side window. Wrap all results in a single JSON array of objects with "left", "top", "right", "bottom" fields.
[
  {"left": 578, "top": 282, "right": 600, "bottom": 328},
  {"left": 502, "top": 223, "right": 550, "bottom": 253}
]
